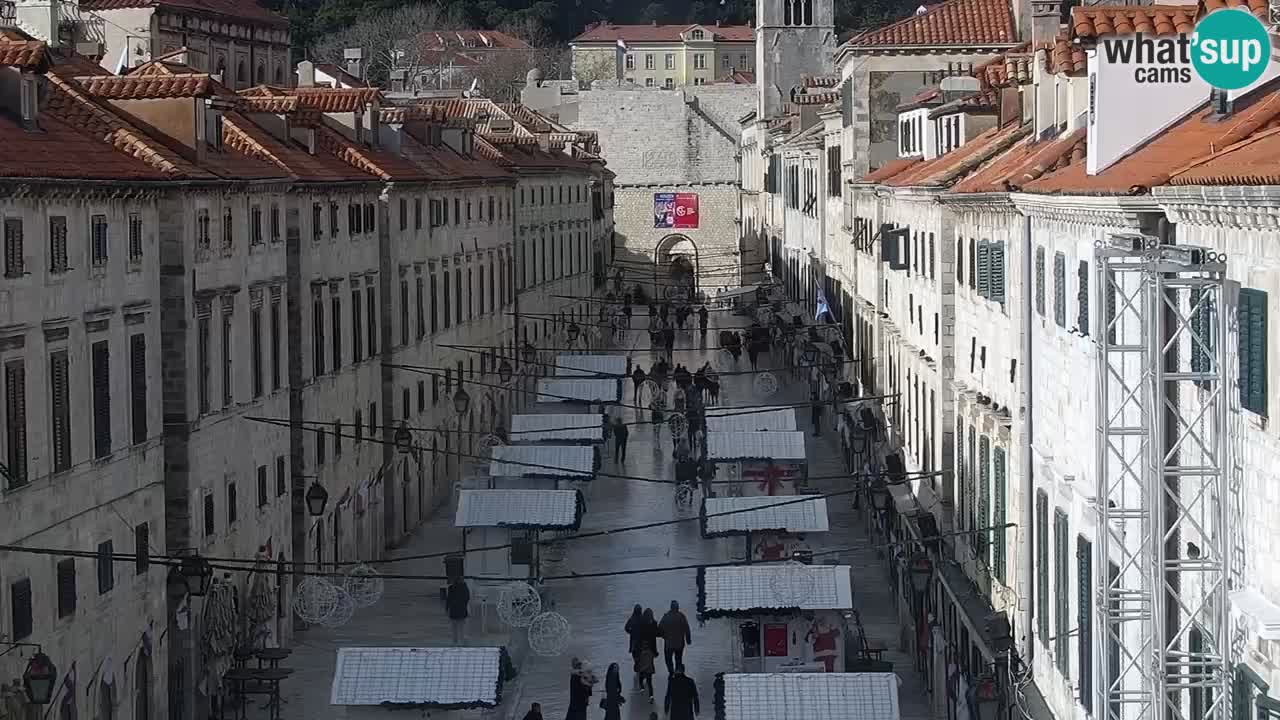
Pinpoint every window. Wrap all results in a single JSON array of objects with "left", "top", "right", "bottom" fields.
[
  {"left": 645, "top": 78, "right": 654, "bottom": 87},
  {"left": 1078, "top": 535, "right": 1094, "bottom": 713},
  {"left": 97, "top": 540, "right": 114, "bottom": 594},
  {"left": 330, "top": 202, "right": 340, "bottom": 237},
  {"left": 992, "top": 447, "right": 1007, "bottom": 582},
  {"left": 1035, "top": 247, "right": 1046, "bottom": 317},
  {"left": 250, "top": 302, "right": 263, "bottom": 399},
  {"left": 416, "top": 276, "right": 426, "bottom": 339},
  {"left": 270, "top": 290, "right": 281, "bottom": 390},
  {"left": 722, "top": 54, "right": 731, "bottom": 69},
  {"left": 1239, "top": 288, "right": 1269, "bottom": 415},
  {"left": 227, "top": 482, "right": 237, "bottom": 524},
  {"left": 366, "top": 285, "right": 377, "bottom": 355},
  {"left": 977, "top": 435, "right": 990, "bottom": 559},
  {"left": 442, "top": 270, "right": 451, "bottom": 330},
  {"left": 399, "top": 198, "right": 407, "bottom": 231},
  {"left": 349, "top": 203, "right": 361, "bottom": 235},
  {"left": 644, "top": 54, "right": 654, "bottom": 70},
  {"left": 316, "top": 422, "right": 326, "bottom": 466},
  {"left": 1191, "top": 287, "right": 1215, "bottom": 378},
  {"left": 203, "top": 493, "right": 214, "bottom": 536},
  {"left": 414, "top": 198, "right": 422, "bottom": 230},
  {"left": 467, "top": 267, "right": 474, "bottom": 319},
  {"left": 488, "top": 262, "right": 495, "bottom": 314},
  {"left": 694, "top": 54, "right": 706, "bottom": 70},
  {"left": 478, "top": 265, "right": 486, "bottom": 316},
  {"left": 250, "top": 205, "right": 263, "bottom": 245},
  {"left": 430, "top": 273, "right": 439, "bottom": 333},
  {"left": 417, "top": 381, "right": 425, "bottom": 413},
  {"left": 625, "top": 54, "right": 634, "bottom": 70},
  {"left": 1053, "top": 252, "right": 1067, "bottom": 327},
  {"left": 311, "top": 287, "right": 325, "bottom": 377},
  {"left": 1052, "top": 508, "right": 1071, "bottom": 675},
  {"left": 352, "top": 289, "right": 363, "bottom": 363},
  {"left": 130, "top": 334, "right": 147, "bottom": 444},
  {"left": 257, "top": 465, "right": 268, "bottom": 507},
  {"left": 10, "top": 578, "right": 32, "bottom": 640},
  {"left": 134, "top": 523, "right": 149, "bottom": 574},
  {"left": 49, "top": 350, "right": 71, "bottom": 472},
  {"left": 454, "top": 267, "right": 462, "bottom": 324},
  {"left": 363, "top": 203, "right": 375, "bottom": 233},
  {"left": 270, "top": 204, "right": 281, "bottom": 243},
  {"left": 312, "top": 203, "right": 323, "bottom": 241},
  {"left": 967, "top": 237, "right": 976, "bottom": 289},
  {"left": 92, "top": 340, "right": 111, "bottom": 458},
  {"left": 275, "top": 456, "right": 286, "bottom": 497},
  {"left": 221, "top": 207, "right": 233, "bottom": 249},
  {"left": 333, "top": 419, "right": 341, "bottom": 457},
  {"left": 1077, "top": 260, "right": 1090, "bottom": 335},
  {"left": 400, "top": 279, "right": 410, "bottom": 346},
  {"left": 739, "top": 54, "right": 749, "bottom": 69},
  {"left": 197, "top": 308, "right": 210, "bottom": 414},
  {"left": 664, "top": 78, "right": 675, "bottom": 90},
  {"left": 199, "top": 208, "right": 214, "bottom": 248},
  {"left": 331, "top": 293, "right": 341, "bottom": 371},
  {"left": 402, "top": 387, "right": 410, "bottom": 420},
  {"left": 49, "top": 216, "right": 68, "bottom": 273},
  {"left": 928, "top": 233, "right": 935, "bottom": 279},
  {"left": 665, "top": 53, "right": 674, "bottom": 69},
  {"left": 57, "top": 558, "right": 76, "bottom": 618},
  {"left": 3, "top": 218, "right": 23, "bottom": 278},
  {"left": 91, "top": 214, "right": 108, "bottom": 265}
]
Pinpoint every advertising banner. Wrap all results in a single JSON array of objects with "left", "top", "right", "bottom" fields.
[{"left": 653, "top": 192, "right": 699, "bottom": 229}]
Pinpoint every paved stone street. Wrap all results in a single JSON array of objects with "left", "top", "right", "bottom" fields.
[{"left": 270, "top": 310, "right": 939, "bottom": 720}]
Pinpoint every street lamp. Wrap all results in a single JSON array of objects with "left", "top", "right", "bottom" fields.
[
  {"left": 177, "top": 554, "right": 214, "bottom": 597},
  {"left": 520, "top": 341, "right": 537, "bottom": 365},
  {"left": 909, "top": 552, "right": 933, "bottom": 594},
  {"left": 305, "top": 480, "right": 329, "bottom": 517},
  {"left": 869, "top": 479, "right": 891, "bottom": 512},
  {"left": 566, "top": 322, "right": 581, "bottom": 343},
  {"left": 453, "top": 385, "right": 471, "bottom": 416},
  {"left": 498, "top": 359, "right": 513, "bottom": 383},
  {"left": 22, "top": 652, "right": 57, "bottom": 705},
  {"left": 394, "top": 423, "right": 414, "bottom": 455},
  {"left": 973, "top": 675, "right": 1002, "bottom": 720},
  {"left": 802, "top": 344, "right": 818, "bottom": 366}
]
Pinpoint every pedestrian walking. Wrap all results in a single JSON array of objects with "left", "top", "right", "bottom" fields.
[
  {"left": 601, "top": 663, "right": 626, "bottom": 720},
  {"left": 445, "top": 577, "right": 470, "bottom": 645},
  {"left": 659, "top": 600, "right": 692, "bottom": 674},
  {"left": 567, "top": 658, "right": 595, "bottom": 720},
  {"left": 811, "top": 392, "right": 824, "bottom": 438},
  {"left": 603, "top": 414, "right": 613, "bottom": 457},
  {"left": 522, "top": 703, "right": 544, "bottom": 720},
  {"left": 664, "top": 327, "right": 675, "bottom": 359},
  {"left": 635, "top": 608, "right": 659, "bottom": 701},
  {"left": 614, "top": 417, "right": 629, "bottom": 463},
  {"left": 625, "top": 605, "right": 645, "bottom": 689},
  {"left": 632, "top": 366, "right": 647, "bottom": 400},
  {"left": 663, "top": 668, "right": 700, "bottom": 720}
]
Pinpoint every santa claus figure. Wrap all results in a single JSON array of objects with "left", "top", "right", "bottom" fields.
[{"left": 806, "top": 616, "right": 841, "bottom": 672}]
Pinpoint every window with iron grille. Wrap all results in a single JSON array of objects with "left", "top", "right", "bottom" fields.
[
  {"left": 203, "top": 493, "right": 214, "bottom": 537},
  {"left": 312, "top": 203, "right": 323, "bottom": 241},
  {"left": 56, "top": 558, "right": 76, "bottom": 618},
  {"left": 270, "top": 291, "right": 281, "bottom": 390},
  {"left": 275, "top": 456, "right": 286, "bottom": 497},
  {"left": 416, "top": 276, "right": 426, "bottom": 339},
  {"left": 130, "top": 334, "right": 147, "bottom": 444},
  {"left": 50, "top": 350, "right": 71, "bottom": 472},
  {"left": 270, "top": 204, "right": 280, "bottom": 243},
  {"left": 250, "top": 205, "right": 263, "bottom": 245},
  {"left": 257, "top": 465, "right": 267, "bottom": 507},
  {"left": 1238, "top": 288, "right": 1268, "bottom": 416},
  {"left": 366, "top": 285, "right": 377, "bottom": 355},
  {"left": 1054, "top": 508, "right": 1070, "bottom": 676},
  {"left": 1053, "top": 252, "right": 1067, "bottom": 327},
  {"left": 351, "top": 289, "right": 363, "bottom": 362},
  {"left": 4, "top": 217, "right": 24, "bottom": 278},
  {"left": 331, "top": 293, "right": 341, "bottom": 371},
  {"left": 97, "top": 540, "right": 114, "bottom": 594},
  {"left": 1078, "top": 535, "right": 1093, "bottom": 713},
  {"left": 128, "top": 212, "right": 143, "bottom": 262},
  {"left": 221, "top": 207, "right": 233, "bottom": 249},
  {"left": 91, "top": 214, "right": 108, "bottom": 265},
  {"left": 49, "top": 216, "right": 68, "bottom": 274},
  {"left": 135, "top": 523, "right": 149, "bottom": 574},
  {"left": 92, "top": 340, "right": 112, "bottom": 458},
  {"left": 401, "top": 279, "right": 410, "bottom": 346},
  {"left": 1036, "top": 490, "right": 1050, "bottom": 644},
  {"left": 10, "top": 578, "right": 31, "bottom": 640},
  {"left": 977, "top": 435, "right": 990, "bottom": 559}
]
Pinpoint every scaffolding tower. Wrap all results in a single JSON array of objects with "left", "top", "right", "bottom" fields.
[{"left": 1096, "top": 234, "right": 1230, "bottom": 720}]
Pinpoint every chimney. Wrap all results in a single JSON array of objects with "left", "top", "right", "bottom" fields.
[
  {"left": 297, "top": 60, "right": 315, "bottom": 88},
  {"left": 939, "top": 75, "right": 979, "bottom": 102},
  {"left": 343, "top": 47, "right": 363, "bottom": 82},
  {"left": 1028, "top": 0, "right": 1062, "bottom": 48},
  {"left": 14, "top": 0, "right": 60, "bottom": 47}
]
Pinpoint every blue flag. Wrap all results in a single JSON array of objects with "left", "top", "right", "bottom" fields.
[{"left": 815, "top": 283, "right": 834, "bottom": 322}]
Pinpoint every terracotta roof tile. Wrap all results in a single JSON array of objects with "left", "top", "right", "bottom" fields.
[
  {"left": 48, "top": 49, "right": 111, "bottom": 78},
  {"left": 379, "top": 105, "right": 448, "bottom": 124},
  {"left": 1167, "top": 125, "right": 1280, "bottom": 185},
  {"left": 397, "top": 133, "right": 513, "bottom": 182},
  {"left": 221, "top": 113, "right": 372, "bottom": 182},
  {"left": 951, "top": 128, "right": 1086, "bottom": 192},
  {"left": 572, "top": 23, "right": 754, "bottom": 43},
  {"left": 313, "top": 125, "right": 428, "bottom": 181},
  {"left": 419, "top": 29, "right": 532, "bottom": 50},
  {"left": 1045, "top": 36, "right": 1087, "bottom": 75},
  {"left": 802, "top": 75, "right": 840, "bottom": 88},
  {"left": 1025, "top": 86, "right": 1280, "bottom": 194},
  {"left": 74, "top": 73, "right": 226, "bottom": 99},
  {"left": 886, "top": 122, "right": 1030, "bottom": 187},
  {"left": 847, "top": 0, "right": 1017, "bottom": 48},
  {"left": 0, "top": 108, "right": 166, "bottom": 181},
  {"left": 974, "top": 42, "right": 1030, "bottom": 88},
  {"left": 730, "top": 70, "right": 755, "bottom": 84},
  {"left": 79, "top": 0, "right": 287, "bottom": 25},
  {"left": 793, "top": 91, "right": 841, "bottom": 105},
  {"left": 860, "top": 157, "right": 922, "bottom": 183},
  {"left": 240, "top": 96, "right": 299, "bottom": 113},
  {"left": 929, "top": 89, "right": 999, "bottom": 118},
  {"left": 1069, "top": 0, "right": 1264, "bottom": 40},
  {"left": 0, "top": 39, "right": 49, "bottom": 69},
  {"left": 289, "top": 87, "right": 381, "bottom": 113}
]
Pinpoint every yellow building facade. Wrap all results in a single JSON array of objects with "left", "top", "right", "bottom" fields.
[{"left": 570, "top": 23, "right": 754, "bottom": 87}]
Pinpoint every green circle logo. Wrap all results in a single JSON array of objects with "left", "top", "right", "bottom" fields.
[{"left": 1191, "top": 9, "right": 1271, "bottom": 90}]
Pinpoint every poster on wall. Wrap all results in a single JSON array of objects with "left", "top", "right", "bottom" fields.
[{"left": 654, "top": 193, "right": 699, "bottom": 229}]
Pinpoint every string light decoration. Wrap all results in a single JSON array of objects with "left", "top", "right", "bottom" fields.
[
  {"left": 343, "top": 564, "right": 385, "bottom": 608},
  {"left": 753, "top": 372, "right": 779, "bottom": 397},
  {"left": 477, "top": 434, "right": 504, "bottom": 459},
  {"left": 527, "top": 611, "right": 572, "bottom": 657},
  {"left": 496, "top": 582, "right": 543, "bottom": 627},
  {"left": 318, "top": 585, "right": 356, "bottom": 628},
  {"left": 769, "top": 560, "right": 816, "bottom": 606},
  {"left": 293, "top": 576, "right": 341, "bottom": 625},
  {"left": 640, "top": 380, "right": 662, "bottom": 404},
  {"left": 755, "top": 307, "right": 772, "bottom": 324},
  {"left": 667, "top": 412, "right": 688, "bottom": 439}
]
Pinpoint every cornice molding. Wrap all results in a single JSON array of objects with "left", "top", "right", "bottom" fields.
[
  {"left": 1153, "top": 187, "right": 1280, "bottom": 230},
  {"left": 1009, "top": 193, "right": 1158, "bottom": 228}
]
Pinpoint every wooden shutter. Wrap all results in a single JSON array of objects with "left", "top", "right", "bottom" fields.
[
  {"left": 977, "top": 435, "right": 990, "bottom": 558},
  {"left": 10, "top": 578, "right": 32, "bottom": 640},
  {"left": 1035, "top": 247, "right": 1046, "bottom": 317},
  {"left": 1054, "top": 252, "right": 1067, "bottom": 327},
  {"left": 976, "top": 241, "right": 991, "bottom": 298},
  {"left": 1238, "top": 288, "right": 1268, "bottom": 416},
  {"left": 4, "top": 217, "right": 23, "bottom": 277},
  {"left": 251, "top": 306, "right": 263, "bottom": 398},
  {"left": 1077, "top": 261, "right": 1091, "bottom": 335},
  {"left": 401, "top": 280, "right": 410, "bottom": 346},
  {"left": 257, "top": 465, "right": 267, "bottom": 507},
  {"left": 50, "top": 351, "right": 70, "bottom": 472},
  {"left": 4, "top": 360, "right": 26, "bottom": 485},
  {"left": 130, "top": 333, "right": 147, "bottom": 445},
  {"left": 1105, "top": 267, "right": 1117, "bottom": 344},
  {"left": 1078, "top": 535, "right": 1094, "bottom": 713},
  {"left": 956, "top": 420, "right": 966, "bottom": 530},
  {"left": 967, "top": 428, "right": 977, "bottom": 532},
  {"left": 57, "top": 558, "right": 76, "bottom": 617},
  {"left": 92, "top": 341, "right": 111, "bottom": 459},
  {"left": 97, "top": 539, "right": 114, "bottom": 594},
  {"left": 1054, "top": 508, "right": 1070, "bottom": 676},
  {"left": 366, "top": 285, "right": 377, "bottom": 354},
  {"left": 276, "top": 456, "right": 286, "bottom": 497},
  {"left": 989, "top": 242, "right": 1006, "bottom": 304},
  {"left": 1036, "top": 491, "right": 1050, "bottom": 643},
  {"left": 956, "top": 239, "right": 965, "bottom": 286},
  {"left": 135, "top": 523, "right": 149, "bottom": 574},
  {"left": 992, "top": 447, "right": 1007, "bottom": 582},
  {"left": 1191, "top": 287, "right": 1214, "bottom": 376}
]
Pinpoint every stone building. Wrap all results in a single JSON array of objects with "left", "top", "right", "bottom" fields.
[{"left": 571, "top": 22, "right": 754, "bottom": 88}]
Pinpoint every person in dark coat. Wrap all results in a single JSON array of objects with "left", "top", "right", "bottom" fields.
[
  {"left": 811, "top": 390, "right": 824, "bottom": 437},
  {"left": 663, "top": 669, "right": 700, "bottom": 720},
  {"left": 698, "top": 306, "right": 709, "bottom": 333},
  {"left": 658, "top": 600, "right": 692, "bottom": 674},
  {"left": 663, "top": 327, "right": 676, "bottom": 358},
  {"left": 566, "top": 658, "right": 594, "bottom": 720},
  {"left": 601, "top": 663, "right": 626, "bottom": 720},
  {"left": 614, "top": 417, "right": 630, "bottom": 463},
  {"left": 445, "top": 578, "right": 470, "bottom": 645},
  {"left": 632, "top": 366, "right": 647, "bottom": 399},
  {"left": 521, "top": 703, "right": 544, "bottom": 720},
  {"left": 635, "top": 609, "right": 660, "bottom": 700},
  {"left": 625, "top": 605, "right": 646, "bottom": 689}
]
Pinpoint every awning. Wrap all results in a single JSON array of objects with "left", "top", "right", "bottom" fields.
[
  {"left": 697, "top": 565, "right": 853, "bottom": 618},
  {"left": 715, "top": 672, "right": 900, "bottom": 720},
  {"left": 330, "top": 647, "right": 504, "bottom": 707},
  {"left": 555, "top": 354, "right": 628, "bottom": 377},
  {"left": 509, "top": 414, "right": 604, "bottom": 443},
  {"left": 536, "top": 378, "right": 621, "bottom": 404},
  {"left": 489, "top": 445, "right": 594, "bottom": 479},
  {"left": 701, "top": 496, "right": 830, "bottom": 537},
  {"left": 706, "top": 406, "right": 798, "bottom": 432},
  {"left": 1230, "top": 588, "right": 1280, "bottom": 640},
  {"left": 707, "top": 431, "right": 807, "bottom": 461},
  {"left": 454, "top": 489, "right": 583, "bottom": 529}
]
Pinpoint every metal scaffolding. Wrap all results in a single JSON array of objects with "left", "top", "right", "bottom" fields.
[{"left": 1095, "top": 234, "right": 1230, "bottom": 720}]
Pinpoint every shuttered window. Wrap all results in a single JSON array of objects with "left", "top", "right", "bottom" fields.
[
  {"left": 1191, "top": 287, "right": 1215, "bottom": 377},
  {"left": 928, "top": 233, "right": 935, "bottom": 279},
  {"left": 4, "top": 217, "right": 23, "bottom": 278},
  {"left": 366, "top": 285, "right": 377, "bottom": 355},
  {"left": 454, "top": 267, "right": 462, "bottom": 324},
  {"left": 135, "top": 523, "right": 149, "bottom": 574},
  {"left": 416, "top": 277, "right": 426, "bottom": 339},
  {"left": 91, "top": 214, "right": 108, "bottom": 265},
  {"left": 1054, "top": 508, "right": 1070, "bottom": 676},
  {"left": 431, "top": 273, "right": 440, "bottom": 333},
  {"left": 127, "top": 335, "right": 147, "bottom": 447},
  {"left": 1054, "top": 252, "right": 1067, "bottom": 327},
  {"left": 257, "top": 465, "right": 268, "bottom": 507},
  {"left": 312, "top": 288, "right": 325, "bottom": 377},
  {"left": 975, "top": 241, "right": 991, "bottom": 298},
  {"left": 989, "top": 242, "right": 1006, "bottom": 304},
  {"left": 129, "top": 213, "right": 144, "bottom": 262},
  {"left": 1036, "top": 490, "right": 1050, "bottom": 644},
  {"left": 49, "top": 216, "right": 68, "bottom": 274},
  {"left": 1077, "top": 261, "right": 1090, "bottom": 335},
  {"left": 227, "top": 482, "right": 238, "bottom": 524},
  {"left": 270, "top": 292, "right": 281, "bottom": 390},
  {"left": 10, "top": 578, "right": 32, "bottom": 640},
  {"left": 992, "top": 446, "right": 1007, "bottom": 582},
  {"left": 956, "top": 238, "right": 965, "bottom": 286},
  {"left": 197, "top": 313, "right": 210, "bottom": 413},
  {"left": 1238, "top": 288, "right": 1268, "bottom": 416},
  {"left": 50, "top": 350, "right": 71, "bottom": 472},
  {"left": 331, "top": 294, "right": 341, "bottom": 371},
  {"left": 1105, "top": 267, "right": 1117, "bottom": 344},
  {"left": 276, "top": 456, "right": 286, "bottom": 497},
  {"left": 1035, "top": 247, "right": 1046, "bottom": 317},
  {"left": 250, "top": 303, "right": 263, "bottom": 398},
  {"left": 968, "top": 237, "right": 976, "bottom": 289},
  {"left": 967, "top": 427, "right": 977, "bottom": 534},
  {"left": 351, "top": 289, "right": 363, "bottom": 362},
  {"left": 92, "top": 340, "right": 111, "bottom": 458},
  {"left": 4, "top": 360, "right": 26, "bottom": 486},
  {"left": 401, "top": 279, "right": 410, "bottom": 346},
  {"left": 977, "top": 435, "right": 990, "bottom": 559},
  {"left": 57, "top": 558, "right": 76, "bottom": 618},
  {"left": 97, "top": 539, "right": 114, "bottom": 594},
  {"left": 1078, "top": 535, "right": 1094, "bottom": 713},
  {"left": 956, "top": 420, "right": 966, "bottom": 530}
]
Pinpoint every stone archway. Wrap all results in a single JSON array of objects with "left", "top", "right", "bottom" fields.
[{"left": 655, "top": 234, "right": 699, "bottom": 299}]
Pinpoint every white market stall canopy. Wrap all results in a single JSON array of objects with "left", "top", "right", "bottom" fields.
[
  {"left": 716, "top": 672, "right": 900, "bottom": 720},
  {"left": 701, "top": 496, "right": 830, "bottom": 537},
  {"left": 556, "top": 354, "right": 628, "bottom": 377},
  {"left": 537, "top": 378, "right": 620, "bottom": 404},
  {"left": 697, "top": 565, "right": 853, "bottom": 617},
  {"left": 706, "top": 406, "right": 798, "bottom": 433},
  {"left": 707, "top": 431, "right": 807, "bottom": 461},
  {"left": 455, "top": 489, "right": 582, "bottom": 529},
  {"left": 330, "top": 646, "right": 504, "bottom": 707},
  {"left": 489, "top": 445, "right": 594, "bottom": 479},
  {"left": 717, "top": 283, "right": 768, "bottom": 300},
  {"left": 510, "top": 414, "right": 604, "bottom": 443}
]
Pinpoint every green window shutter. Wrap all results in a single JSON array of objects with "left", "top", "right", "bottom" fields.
[
  {"left": 989, "top": 242, "right": 1006, "bottom": 305},
  {"left": 1077, "top": 536, "right": 1093, "bottom": 714},
  {"left": 1077, "top": 260, "right": 1090, "bottom": 336},
  {"left": 1054, "top": 252, "right": 1067, "bottom": 327},
  {"left": 1191, "top": 287, "right": 1215, "bottom": 376},
  {"left": 1054, "top": 508, "right": 1070, "bottom": 677},
  {"left": 1105, "top": 267, "right": 1117, "bottom": 344},
  {"left": 967, "top": 428, "right": 977, "bottom": 534},
  {"left": 1035, "top": 247, "right": 1046, "bottom": 317},
  {"left": 1238, "top": 288, "right": 1269, "bottom": 416},
  {"left": 956, "top": 421, "right": 966, "bottom": 530},
  {"left": 977, "top": 436, "right": 990, "bottom": 559},
  {"left": 976, "top": 241, "right": 991, "bottom": 299},
  {"left": 1036, "top": 491, "right": 1050, "bottom": 644},
  {"left": 992, "top": 447, "right": 1007, "bottom": 582}
]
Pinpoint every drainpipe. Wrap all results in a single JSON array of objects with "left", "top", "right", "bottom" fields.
[{"left": 1017, "top": 212, "right": 1035, "bottom": 668}]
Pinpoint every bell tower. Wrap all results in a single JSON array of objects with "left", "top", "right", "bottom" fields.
[{"left": 755, "top": 0, "right": 837, "bottom": 119}]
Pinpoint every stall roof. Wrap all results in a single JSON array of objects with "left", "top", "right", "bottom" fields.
[
  {"left": 706, "top": 407, "right": 798, "bottom": 432},
  {"left": 489, "top": 445, "right": 594, "bottom": 479},
  {"left": 455, "top": 489, "right": 583, "bottom": 529},
  {"left": 330, "top": 646, "right": 505, "bottom": 708},
  {"left": 556, "top": 354, "right": 628, "bottom": 377},
  {"left": 714, "top": 672, "right": 900, "bottom": 720},
  {"left": 707, "top": 431, "right": 807, "bottom": 460},
  {"left": 510, "top": 414, "right": 604, "bottom": 443},
  {"left": 696, "top": 565, "right": 853, "bottom": 618},
  {"left": 536, "top": 378, "right": 621, "bottom": 404},
  {"left": 717, "top": 283, "right": 768, "bottom": 299},
  {"left": 701, "top": 496, "right": 830, "bottom": 537}
]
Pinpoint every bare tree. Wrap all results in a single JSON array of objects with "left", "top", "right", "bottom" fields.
[
  {"left": 572, "top": 52, "right": 619, "bottom": 85},
  {"left": 312, "top": 3, "right": 456, "bottom": 87},
  {"left": 462, "top": 16, "right": 571, "bottom": 101}
]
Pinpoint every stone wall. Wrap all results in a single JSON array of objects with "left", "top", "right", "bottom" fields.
[{"left": 613, "top": 184, "right": 742, "bottom": 292}]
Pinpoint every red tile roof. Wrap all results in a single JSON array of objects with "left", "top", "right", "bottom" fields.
[
  {"left": 897, "top": 87, "right": 943, "bottom": 111},
  {"left": 74, "top": 73, "right": 227, "bottom": 99},
  {"left": 1069, "top": 0, "right": 1264, "bottom": 39},
  {"left": 847, "top": 0, "right": 1017, "bottom": 48},
  {"left": 1167, "top": 125, "right": 1280, "bottom": 185},
  {"left": 885, "top": 122, "right": 1030, "bottom": 186},
  {"left": 950, "top": 128, "right": 1086, "bottom": 192},
  {"left": 860, "top": 157, "right": 922, "bottom": 183},
  {"left": 420, "top": 29, "right": 532, "bottom": 50},
  {"left": 0, "top": 108, "right": 166, "bottom": 181},
  {"left": 730, "top": 70, "right": 755, "bottom": 84},
  {"left": 803, "top": 75, "right": 840, "bottom": 88},
  {"left": 1046, "top": 36, "right": 1087, "bottom": 75},
  {"left": 397, "top": 134, "right": 513, "bottom": 182},
  {"left": 974, "top": 42, "right": 1030, "bottom": 88},
  {"left": 313, "top": 124, "right": 429, "bottom": 181},
  {"left": 0, "top": 39, "right": 49, "bottom": 69},
  {"left": 49, "top": 49, "right": 112, "bottom": 78},
  {"left": 240, "top": 95, "right": 300, "bottom": 113},
  {"left": 240, "top": 86, "right": 382, "bottom": 113},
  {"left": 79, "top": 0, "right": 287, "bottom": 26},
  {"left": 930, "top": 89, "right": 999, "bottom": 118},
  {"left": 573, "top": 23, "right": 754, "bottom": 44},
  {"left": 221, "top": 112, "right": 372, "bottom": 183},
  {"left": 1025, "top": 87, "right": 1280, "bottom": 194}
]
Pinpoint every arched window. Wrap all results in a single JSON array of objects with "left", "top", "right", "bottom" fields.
[
  {"left": 274, "top": 66, "right": 284, "bottom": 85},
  {"left": 255, "top": 63, "right": 265, "bottom": 84},
  {"left": 134, "top": 648, "right": 151, "bottom": 720},
  {"left": 236, "top": 59, "right": 247, "bottom": 85},
  {"left": 784, "top": 0, "right": 793, "bottom": 25},
  {"left": 215, "top": 58, "right": 226, "bottom": 80},
  {"left": 803, "top": 0, "right": 813, "bottom": 25}
]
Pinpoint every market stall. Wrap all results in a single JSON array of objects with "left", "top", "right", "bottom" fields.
[
  {"left": 712, "top": 672, "right": 901, "bottom": 720},
  {"left": 706, "top": 431, "right": 808, "bottom": 496},
  {"left": 330, "top": 646, "right": 510, "bottom": 712},
  {"left": 701, "top": 495, "right": 830, "bottom": 562},
  {"left": 536, "top": 378, "right": 621, "bottom": 407},
  {"left": 488, "top": 445, "right": 596, "bottom": 490},
  {"left": 555, "top": 354, "right": 628, "bottom": 378},
  {"left": 697, "top": 564, "right": 855, "bottom": 673},
  {"left": 454, "top": 489, "right": 585, "bottom": 583},
  {"left": 706, "top": 406, "right": 798, "bottom": 433}
]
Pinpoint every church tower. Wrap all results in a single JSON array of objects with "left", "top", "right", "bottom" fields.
[{"left": 755, "top": 0, "right": 837, "bottom": 119}]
